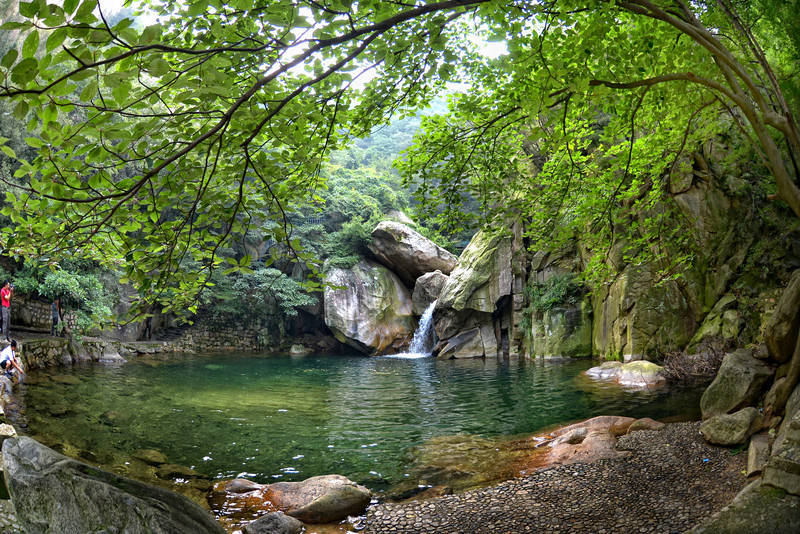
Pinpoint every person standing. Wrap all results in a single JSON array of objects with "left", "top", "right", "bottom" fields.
[
  {"left": 51, "top": 297, "right": 62, "bottom": 336},
  {"left": 1, "top": 281, "right": 12, "bottom": 342}
]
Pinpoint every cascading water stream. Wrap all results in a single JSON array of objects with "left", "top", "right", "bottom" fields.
[{"left": 390, "top": 300, "right": 437, "bottom": 358}]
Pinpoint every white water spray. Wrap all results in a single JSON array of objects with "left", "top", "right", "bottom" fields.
[{"left": 387, "top": 301, "right": 437, "bottom": 359}]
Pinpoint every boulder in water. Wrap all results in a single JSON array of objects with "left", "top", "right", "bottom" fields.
[
  {"left": 584, "top": 360, "right": 666, "bottom": 388},
  {"left": 324, "top": 259, "right": 415, "bottom": 354},
  {"left": 243, "top": 512, "right": 303, "bottom": 534},
  {"left": 437, "top": 324, "right": 497, "bottom": 359},
  {"left": 213, "top": 474, "right": 371, "bottom": 525},
  {"left": 2, "top": 436, "right": 225, "bottom": 534},
  {"left": 132, "top": 448, "right": 168, "bottom": 466},
  {"left": 435, "top": 231, "right": 512, "bottom": 340}
]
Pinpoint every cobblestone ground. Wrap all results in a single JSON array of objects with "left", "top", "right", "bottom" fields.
[
  {"left": 0, "top": 500, "right": 24, "bottom": 534},
  {"left": 366, "top": 422, "right": 747, "bottom": 534}
]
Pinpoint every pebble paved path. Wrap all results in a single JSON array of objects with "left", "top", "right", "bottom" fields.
[
  {"left": 365, "top": 422, "right": 747, "bottom": 533},
  {"left": 0, "top": 500, "right": 24, "bottom": 534}
]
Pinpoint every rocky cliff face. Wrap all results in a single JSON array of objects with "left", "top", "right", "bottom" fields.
[{"left": 320, "top": 142, "right": 798, "bottom": 361}]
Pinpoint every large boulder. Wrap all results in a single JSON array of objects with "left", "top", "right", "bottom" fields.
[
  {"left": 214, "top": 475, "right": 370, "bottom": 525},
  {"left": 699, "top": 407, "right": 759, "bottom": 446},
  {"left": 585, "top": 360, "right": 666, "bottom": 388},
  {"left": 2, "top": 436, "right": 225, "bottom": 534},
  {"left": 324, "top": 259, "right": 415, "bottom": 354},
  {"left": 689, "top": 480, "right": 800, "bottom": 534},
  {"left": 700, "top": 349, "right": 773, "bottom": 419},
  {"left": 435, "top": 231, "right": 512, "bottom": 341},
  {"left": 412, "top": 270, "right": 449, "bottom": 316},
  {"left": 437, "top": 324, "right": 497, "bottom": 359},
  {"left": 368, "top": 221, "right": 457, "bottom": 287},
  {"left": 764, "top": 269, "right": 800, "bottom": 363}
]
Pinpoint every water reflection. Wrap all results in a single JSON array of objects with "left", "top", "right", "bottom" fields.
[{"left": 10, "top": 353, "right": 704, "bottom": 493}]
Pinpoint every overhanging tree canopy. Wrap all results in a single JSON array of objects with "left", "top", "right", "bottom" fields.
[{"left": 0, "top": 0, "right": 797, "bottom": 318}]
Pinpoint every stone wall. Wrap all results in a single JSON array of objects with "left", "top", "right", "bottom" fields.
[
  {"left": 16, "top": 338, "right": 71, "bottom": 369},
  {"left": 165, "top": 321, "right": 269, "bottom": 353},
  {"left": 10, "top": 294, "right": 77, "bottom": 333}
]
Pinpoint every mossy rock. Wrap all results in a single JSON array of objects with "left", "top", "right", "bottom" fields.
[{"left": 689, "top": 481, "right": 800, "bottom": 534}]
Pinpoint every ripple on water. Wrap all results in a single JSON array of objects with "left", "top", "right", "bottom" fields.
[{"left": 11, "top": 354, "right": 703, "bottom": 498}]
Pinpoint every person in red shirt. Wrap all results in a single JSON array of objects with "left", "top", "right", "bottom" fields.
[{"left": 1, "top": 281, "right": 12, "bottom": 342}]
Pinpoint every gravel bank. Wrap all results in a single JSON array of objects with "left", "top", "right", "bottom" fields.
[
  {"left": 365, "top": 422, "right": 747, "bottom": 533},
  {"left": 0, "top": 500, "right": 24, "bottom": 534}
]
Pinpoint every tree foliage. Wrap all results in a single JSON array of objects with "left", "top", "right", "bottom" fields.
[{"left": 0, "top": 0, "right": 797, "bottom": 319}]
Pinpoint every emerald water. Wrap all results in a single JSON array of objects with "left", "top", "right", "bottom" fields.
[{"left": 13, "top": 353, "right": 703, "bottom": 493}]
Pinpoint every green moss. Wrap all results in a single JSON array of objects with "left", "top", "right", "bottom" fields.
[{"left": 525, "top": 273, "right": 584, "bottom": 315}]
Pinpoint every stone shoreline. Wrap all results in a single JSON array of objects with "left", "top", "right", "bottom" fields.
[
  {"left": 0, "top": 420, "right": 753, "bottom": 533},
  {"left": 365, "top": 422, "right": 747, "bottom": 533}
]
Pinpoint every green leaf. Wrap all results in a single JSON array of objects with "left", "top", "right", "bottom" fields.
[
  {"left": 74, "top": 0, "right": 96, "bottom": 19},
  {"left": 0, "top": 21, "right": 31, "bottom": 30},
  {"left": 22, "top": 31, "right": 40, "bottom": 58},
  {"left": 63, "top": 0, "right": 79, "bottom": 15},
  {"left": 148, "top": 57, "right": 169, "bottom": 76},
  {"left": 25, "top": 136, "right": 44, "bottom": 148},
  {"left": 187, "top": 1, "right": 209, "bottom": 16},
  {"left": 140, "top": 24, "right": 161, "bottom": 44},
  {"left": 0, "top": 49, "right": 18, "bottom": 69},
  {"left": 80, "top": 80, "right": 97, "bottom": 100},
  {"left": 0, "top": 145, "right": 16, "bottom": 158},
  {"left": 10, "top": 57, "right": 38, "bottom": 85},
  {"left": 46, "top": 27, "right": 68, "bottom": 52},
  {"left": 18, "top": 1, "right": 38, "bottom": 18}
]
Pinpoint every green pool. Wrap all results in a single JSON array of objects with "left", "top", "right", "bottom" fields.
[{"left": 13, "top": 353, "right": 704, "bottom": 493}]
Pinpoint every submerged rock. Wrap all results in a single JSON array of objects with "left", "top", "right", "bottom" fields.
[
  {"left": 2, "top": 436, "right": 225, "bottom": 534},
  {"left": 132, "top": 449, "right": 169, "bottom": 466},
  {"left": 242, "top": 512, "right": 303, "bottom": 534}
]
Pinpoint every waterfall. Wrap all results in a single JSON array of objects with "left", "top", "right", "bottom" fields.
[{"left": 407, "top": 301, "right": 437, "bottom": 356}]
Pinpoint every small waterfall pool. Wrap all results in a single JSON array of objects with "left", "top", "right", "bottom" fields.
[{"left": 11, "top": 352, "right": 705, "bottom": 499}]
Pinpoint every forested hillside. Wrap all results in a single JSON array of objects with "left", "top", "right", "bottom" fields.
[{"left": 0, "top": 0, "right": 456, "bottom": 333}]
